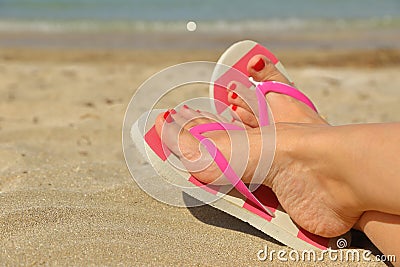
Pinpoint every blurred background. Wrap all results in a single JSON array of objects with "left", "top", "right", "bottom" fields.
[{"left": 0, "top": 0, "right": 399, "bottom": 50}]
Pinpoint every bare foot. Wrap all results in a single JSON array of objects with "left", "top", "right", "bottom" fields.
[
  {"left": 225, "top": 55, "right": 362, "bottom": 236},
  {"left": 154, "top": 106, "right": 262, "bottom": 184},
  {"left": 226, "top": 55, "right": 327, "bottom": 126},
  {"left": 155, "top": 106, "right": 363, "bottom": 237}
]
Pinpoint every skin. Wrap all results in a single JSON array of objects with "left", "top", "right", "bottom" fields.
[
  {"left": 154, "top": 55, "right": 400, "bottom": 263},
  {"left": 231, "top": 55, "right": 400, "bottom": 262}
]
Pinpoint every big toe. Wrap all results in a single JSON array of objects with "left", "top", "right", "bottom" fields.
[
  {"left": 247, "top": 55, "right": 290, "bottom": 84},
  {"left": 155, "top": 110, "right": 200, "bottom": 160},
  {"left": 154, "top": 110, "right": 220, "bottom": 182}
]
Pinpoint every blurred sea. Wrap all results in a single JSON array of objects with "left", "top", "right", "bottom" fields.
[
  {"left": 0, "top": 0, "right": 399, "bottom": 32},
  {"left": 0, "top": 0, "right": 399, "bottom": 49}
]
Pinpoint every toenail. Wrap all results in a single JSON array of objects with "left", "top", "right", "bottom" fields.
[
  {"left": 163, "top": 110, "right": 170, "bottom": 119},
  {"left": 196, "top": 110, "right": 201, "bottom": 113},
  {"left": 183, "top": 104, "right": 189, "bottom": 109},
  {"left": 164, "top": 110, "right": 174, "bottom": 123},
  {"left": 252, "top": 58, "right": 265, "bottom": 72},
  {"left": 170, "top": 109, "right": 177, "bottom": 114},
  {"left": 229, "top": 83, "right": 237, "bottom": 90},
  {"left": 231, "top": 92, "right": 238, "bottom": 99},
  {"left": 231, "top": 105, "right": 237, "bottom": 111}
]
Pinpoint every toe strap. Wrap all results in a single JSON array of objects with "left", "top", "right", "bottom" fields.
[
  {"left": 189, "top": 122, "right": 275, "bottom": 217},
  {"left": 255, "top": 81, "right": 318, "bottom": 126}
]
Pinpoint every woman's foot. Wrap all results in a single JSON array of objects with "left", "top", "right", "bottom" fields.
[
  {"left": 155, "top": 106, "right": 262, "bottom": 184},
  {"left": 226, "top": 55, "right": 327, "bottom": 126},
  {"left": 225, "top": 55, "right": 400, "bottom": 255},
  {"left": 154, "top": 106, "right": 362, "bottom": 238}
]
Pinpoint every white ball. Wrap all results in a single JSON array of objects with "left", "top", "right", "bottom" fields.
[{"left": 186, "top": 21, "right": 197, "bottom": 32}]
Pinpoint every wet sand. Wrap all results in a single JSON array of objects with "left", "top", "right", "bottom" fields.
[{"left": 0, "top": 46, "right": 399, "bottom": 266}]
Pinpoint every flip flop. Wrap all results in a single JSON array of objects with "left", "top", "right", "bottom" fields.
[
  {"left": 210, "top": 40, "right": 299, "bottom": 122},
  {"left": 131, "top": 82, "right": 351, "bottom": 250}
]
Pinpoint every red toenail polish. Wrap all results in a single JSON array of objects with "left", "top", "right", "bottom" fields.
[
  {"left": 163, "top": 110, "right": 170, "bottom": 120},
  {"left": 231, "top": 92, "right": 238, "bottom": 99},
  {"left": 164, "top": 110, "right": 174, "bottom": 123},
  {"left": 196, "top": 110, "right": 201, "bottom": 113},
  {"left": 170, "top": 109, "right": 177, "bottom": 114},
  {"left": 231, "top": 118, "right": 235, "bottom": 122},
  {"left": 183, "top": 104, "right": 189, "bottom": 109},
  {"left": 164, "top": 112, "right": 174, "bottom": 123},
  {"left": 229, "top": 83, "right": 237, "bottom": 90},
  {"left": 253, "top": 58, "right": 265, "bottom": 72},
  {"left": 231, "top": 105, "right": 237, "bottom": 111}
]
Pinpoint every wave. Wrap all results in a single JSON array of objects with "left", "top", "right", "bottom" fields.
[{"left": 0, "top": 17, "right": 399, "bottom": 34}]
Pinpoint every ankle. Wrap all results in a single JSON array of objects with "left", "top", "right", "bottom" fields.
[{"left": 262, "top": 123, "right": 311, "bottom": 187}]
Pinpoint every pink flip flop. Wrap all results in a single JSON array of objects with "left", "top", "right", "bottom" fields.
[{"left": 210, "top": 40, "right": 309, "bottom": 123}]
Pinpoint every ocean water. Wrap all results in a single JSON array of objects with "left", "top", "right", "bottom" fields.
[{"left": 0, "top": 0, "right": 399, "bottom": 33}]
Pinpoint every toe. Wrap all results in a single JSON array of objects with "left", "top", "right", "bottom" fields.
[
  {"left": 154, "top": 110, "right": 222, "bottom": 183},
  {"left": 154, "top": 110, "right": 188, "bottom": 158},
  {"left": 196, "top": 110, "right": 230, "bottom": 123},
  {"left": 178, "top": 105, "right": 217, "bottom": 129},
  {"left": 155, "top": 110, "right": 203, "bottom": 161},
  {"left": 230, "top": 105, "right": 259, "bottom": 128},
  {"left": 227, "top": 89, "right": 251, "bottom": 111},
  {"left": 247, "top": 55, "right": 290, "bottom": 84},
  {"left": 227, "top": 81, "right": 259, "bottom": 115}
]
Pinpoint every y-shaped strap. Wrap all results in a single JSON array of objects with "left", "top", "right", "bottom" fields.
[
  {"left": 256, "top": 81, "right": 318, "bottom": 126},
  {"left": 189, "top": 122, "right": 275, "bottom": 217}
]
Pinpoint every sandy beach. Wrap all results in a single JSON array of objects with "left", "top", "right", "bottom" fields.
[{"left": 0, "top": 45, "right": 399, "bottom": 266}]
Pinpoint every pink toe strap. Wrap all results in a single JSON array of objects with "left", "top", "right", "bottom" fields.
[
  {"left": 255, "top": 81, "right": 318, "bottom": 126},
  {"left": 189, "top": 122, "right": 275, "bottom": 217}
]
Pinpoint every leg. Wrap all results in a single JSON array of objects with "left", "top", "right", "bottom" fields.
[{"left": 355, "top": 211, "right": 400, "bottom": 264}]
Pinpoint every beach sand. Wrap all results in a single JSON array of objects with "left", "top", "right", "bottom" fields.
[{"left": 0, "top": 47, "right": 399, "bottom": 266}]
